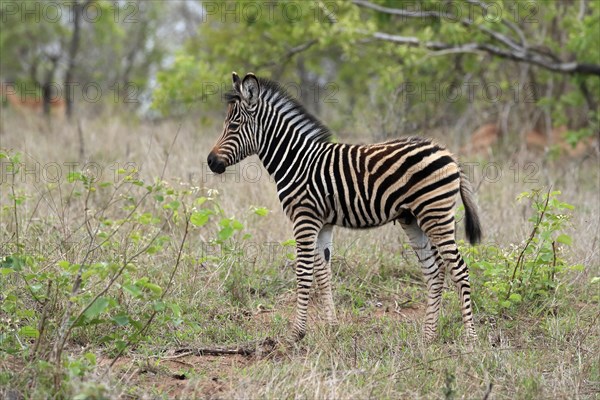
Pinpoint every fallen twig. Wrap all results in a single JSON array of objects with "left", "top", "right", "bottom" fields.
[
  {"left": 157, "top": 338, "right": 278, "bottom": 360},
  {"left": 483, "top": 382, "right": 494, "bottom": 400}
]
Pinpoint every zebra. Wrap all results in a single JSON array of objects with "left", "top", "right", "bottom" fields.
[{"left": 207, "top": 72, "right": 482, "bottom": 342}]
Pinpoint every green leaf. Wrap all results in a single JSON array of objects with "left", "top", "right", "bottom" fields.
[
  {"left": 83, "top": 352, "right": 96, "bottom": 365},
  {"left": 146, "top": 245, "right": 160, "bottom": 255},
  {"left": 18, "top": 326, "right": 39, "bottom": 338},
  {"left": 556, "top": 234, "right": 572, "bottom": 245},
  {"left": 123, "top": 284, "right": 142, "bottom": 298},
  {"left": 139, "top": 212, "right": 155, "bottom": 225},
  {"left": 67, "top": 172, "right": 83, "bottom": 183},
  {"left": 1, "top": 256, "right": 23, "bottom": 271},
  {"left": 145, "top": 283, "right": 163, "bottom": 296},
  {"left": 135, "top": 278, "right": 163, "bottom": 296},
  {"left": 84, "top": 297, "right": 110, "bottom": 319},
  {"left": 218, "top": 226, "right": 234, "bottom": 241},
  {"left": 153, "top": 300, "right": 166, "bottom": 311},
  {"left": 58, "top": 260, "right": 71, "bottom": 270},
  {"left": 231, "top": 219, "right": 244, "bottom": 230},
  {"left": 281, "top": 239, "right": 296, "bottom": 247},
  {"left": 191, "top": 210, "right": 212, "bottom": 227},
  {"left": 169, "top": 303, "right": 182, "bottom": 316},
  {"left": 540, "top": 252, "right": 553, "bottom": 263},
  {"left": 253, "top": 207, "right": 269, "bottom": 216},
  {"left": 164, "top": 200, "right": 180, "bottom": 210},
  {"left": 111, "top": 314, "right": 130, "bottom": 326},
  {"left": 508, "top": 293, "right": 522, "bottom": 303},
  {"left": 30, "top": 283, "right": 43, "bottom": 292},
  {"left": 219, "top": 218, "right": 231, "bottom": 228}
]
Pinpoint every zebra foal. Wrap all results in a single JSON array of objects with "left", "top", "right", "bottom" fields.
[{"left": 207, "top": 73, "right": 482, "bottom": 342}]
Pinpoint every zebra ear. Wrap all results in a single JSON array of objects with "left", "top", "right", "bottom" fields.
[
  {"left": 241, "top": 73, "right": 260, "bottom": 105},
  {"left": 232, "top": 72, "right": 241, "bottom": 93}
]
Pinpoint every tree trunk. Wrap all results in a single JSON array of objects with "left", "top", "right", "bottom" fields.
[
  {"left": 65, "top": 1, "right": 90, "bottom": 119},
  {"left": 42, "top": 57, "right": 59, "bottom": 116}
]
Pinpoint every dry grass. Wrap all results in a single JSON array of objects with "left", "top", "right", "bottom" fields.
[{"left": 1, "top": 110, "right": 599, "bottom": 399}]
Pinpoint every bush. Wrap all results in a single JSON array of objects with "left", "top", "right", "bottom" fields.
[
  {"left": 464, "top": 189, "right": 583, "bottom": 315},
  {"left": 0, "top": 149, "right": 266, "bottom": 396}
]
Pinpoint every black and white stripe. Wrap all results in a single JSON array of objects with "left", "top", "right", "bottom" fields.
[{"left": 208, "top": 73, "right": 482, "bottom": 342}]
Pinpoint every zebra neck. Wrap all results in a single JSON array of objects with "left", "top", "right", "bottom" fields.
[{"left": 257, "top": 125, "right": 326, "bottom": 185}]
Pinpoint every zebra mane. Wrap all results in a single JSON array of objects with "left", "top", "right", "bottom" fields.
[
  {"left": 257, "top": 77, "right": 332, "bottom": 142},
  {"left": 226, "top": 77, "right": 332, "bottom": 143}
]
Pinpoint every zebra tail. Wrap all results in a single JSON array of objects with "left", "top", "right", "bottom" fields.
[{"left": 459, "top": 171, "right": 482, "bottom": 245}]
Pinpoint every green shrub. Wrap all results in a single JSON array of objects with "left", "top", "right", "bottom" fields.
[
  {"left": 465, "top": 189, "right": 583, "bottom": 314},
  {"left": 0, "top": 149, "right": 266, "bottom": 396}
]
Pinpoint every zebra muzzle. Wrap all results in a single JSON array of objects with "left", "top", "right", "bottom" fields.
[{"left": 207, "top": 151, "right": 226, "bottom": 174}]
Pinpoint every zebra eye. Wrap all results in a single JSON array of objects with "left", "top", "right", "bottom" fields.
[{"left": 228, "top": 122, "right": 240, "bottom": 131}]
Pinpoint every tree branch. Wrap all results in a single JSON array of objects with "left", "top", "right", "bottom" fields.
[
  {"left": 353, "top": 0, "right": 600, "bottom": 77},
  {"left": 366, "top": 31, "right": 600, "bottom": 76},
  {"left": 255, "top": 39, "right": 319, "bottom": 70}
]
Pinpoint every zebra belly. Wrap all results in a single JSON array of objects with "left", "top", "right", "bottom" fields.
[{"left": 328, "top": 190, "right": 409, "bottom": 229}]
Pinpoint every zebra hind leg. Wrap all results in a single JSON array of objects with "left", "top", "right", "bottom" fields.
[
  {"left": 422, "top": 224, "right": 477, "bottom": 341},
  {"left": 399, "top": 212, "right": 445, "bottom": 342},
  {"left": 315, "top": 225, "right": 338, "bottom": 326}
]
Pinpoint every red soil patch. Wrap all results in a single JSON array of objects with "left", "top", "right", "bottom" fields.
[{"left": 99, "top": 353, "right": 253, "bottom": 399}]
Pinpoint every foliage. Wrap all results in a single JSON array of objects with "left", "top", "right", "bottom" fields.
[
  {"left": 0, "top": 148, "right": 269, "bottom": 397},
  {"left": 155, "top": 0, "right": 599, "bottom": 144},
  {"left": 0, "top": 0, "right": 167, "bottom": 112},
  {"left": 465, "top": 189, "right": 582, "bottom": 314}
]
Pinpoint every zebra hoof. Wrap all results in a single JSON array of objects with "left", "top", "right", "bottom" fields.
[
  {"left": 423, "top": 327, "right": 438, "bottom": 344},
  {"left": 465, "top": 333, "right": 478, "bottom": 343},
  {"left": 287, "top": 330, "right": 305, "bottom": 343},
  {"left": 320, "top": 321, "right": 340, "bottom": 337},
  {"left": 423, "top": 335, "right": 438, "bottom": 344}
]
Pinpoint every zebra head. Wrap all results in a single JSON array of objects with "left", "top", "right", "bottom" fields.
[{"left": 207, "top": 72, "right": 260, "bottom": 174}]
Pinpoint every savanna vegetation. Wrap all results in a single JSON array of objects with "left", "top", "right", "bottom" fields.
[{"left": 1, "top": 1, "right": 599, "bottom": 398}]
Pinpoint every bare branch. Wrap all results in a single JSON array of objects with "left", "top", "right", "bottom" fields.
[
  {"left": 366, "top": 31, "right": 600, "bottom": 76},
  {"left": 465, "top": 0, "right": 527, "bottom": 46},
  {"left": 353, "top": 0, "right": 524, "bottom": 52},
  {"left": 160, "top": 338, "right": 278, "bottom": 358},
  {"left": 353, "top": 0, "right": 600, "bottom": 77},
  {"left": 353, "top": 0, "right": 451, "bottom": 18},
  {"left": 256, "top": 39, "right": 319, "bottom": 71}
]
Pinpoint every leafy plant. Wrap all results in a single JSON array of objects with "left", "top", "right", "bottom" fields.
[
  {"left": 0, "top": 148, "right": 267, "bottom": 396},
  {"left": 465, "top": 189, "right": 582, "bottom": 314}
]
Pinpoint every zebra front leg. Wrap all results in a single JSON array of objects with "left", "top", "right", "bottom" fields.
[
  {"left": 400, "top": 218, "right": 444, "bottom": 342},
  {"left": 290, "top": 220, "right": 321, "bottom": 341},
  {"left": 315, "top": 225, "right": 338, "bottom": 326}
]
